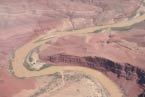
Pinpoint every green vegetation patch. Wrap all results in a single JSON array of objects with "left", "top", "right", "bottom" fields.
[
  {"left": 23, "top": 59, "right": 53, "bottom": 71},
  {"left": 111, "top": 26, "right": 132, "bottom": 31},
  {"left": 95, "top": 29, "right": 103, "bottom": 33},
  {"left": 93, "top": 28, "right": 107, "bottom": 33},
  {"left": 111, "top": 19, "right": 145, "bottom": 32},
  {"left": 23, "top": 47, "right": 53, "bottom": 71}
]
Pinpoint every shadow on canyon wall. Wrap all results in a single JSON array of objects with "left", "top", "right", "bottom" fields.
[{"left": 46, "top": 53, "right": 145, "bottom": 96}]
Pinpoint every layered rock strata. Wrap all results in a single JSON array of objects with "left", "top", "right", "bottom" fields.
[{"left": 41, "top": 53, "right": 145, "bottom": 96}]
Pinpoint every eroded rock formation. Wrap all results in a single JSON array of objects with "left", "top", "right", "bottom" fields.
[{"left": 42, "top": 53, "right": 145, "bottom": 96}]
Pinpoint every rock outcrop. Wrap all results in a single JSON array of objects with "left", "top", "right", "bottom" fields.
[
  {"left": 45, "top": 53, "right": 145, "bottom": 95},
  {"left": 85, "top": 56, "right": 145, "bottom": 85}
]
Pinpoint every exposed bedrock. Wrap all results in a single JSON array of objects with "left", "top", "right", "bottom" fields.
[{"left": 41, "top": 53, "right": 145, "bottom": 96}]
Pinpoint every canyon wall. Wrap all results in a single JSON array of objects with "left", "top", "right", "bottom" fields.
[{"left": 44, "top": 53, "right": 145, "bottom": 96}]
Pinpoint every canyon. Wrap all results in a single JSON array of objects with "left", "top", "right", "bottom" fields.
[
  {"left": 39, "top": 53, "right": 145, "bottom": 97},
  {"left": 1, "top": 0, "right": 145, "bottom": 97}
]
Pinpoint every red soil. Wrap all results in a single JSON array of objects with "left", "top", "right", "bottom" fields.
[{"left": 0, "top": 70, "right": 36, "bottom": 97}]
